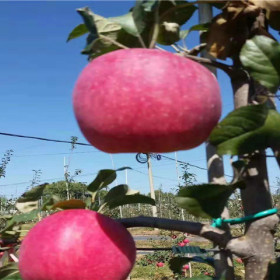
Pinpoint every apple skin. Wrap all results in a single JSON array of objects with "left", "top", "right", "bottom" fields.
[
  {"left": 19, "top": 209, "right": 136, "bottom": 280},
  {"left": 73, "top": 48, "right": 221, "bottom": 153}
]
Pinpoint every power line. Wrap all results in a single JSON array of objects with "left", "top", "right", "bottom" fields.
[
  {"left": 160, "top": 154, "right": 234, "bottom": 178},
  {"left": 0, "top": 132, "right": 91, "bottom": 146},
  {"left": 14, "top": 151, "right": 100, "bottom": 157}
]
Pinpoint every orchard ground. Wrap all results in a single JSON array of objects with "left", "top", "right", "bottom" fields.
[{"left": 128, "top": 228, "right": 246, "bottom": 280}]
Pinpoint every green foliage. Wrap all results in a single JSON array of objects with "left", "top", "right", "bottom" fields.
[
  {"left": 69, "top": 1, "right": 197, "bottom": 58},
  {"left": 210, "top": 104, "right": 280, "bottom": 156},
  {"left": 87, "top": 168, "right": 155, "bottom": 213},
  {"left": 176, "top": 182, "right": 243, "bottom": 219},
  {"left": 101, "top": 184, "right": 155, "bottom": 211},
  {"left": 179, "top": 163, "right": 196, "bottom": 188},
  {"left": 137, "top": 250, "right": 173, "bottom": 267},
  {"left": 240, "top": 35, "right": 280, "bottom": 92},
  {"left": 43, "top": 181, "right": 87, "bottom": 201},
  {"left": 0, "top": 263, "right": 21, "bottom": 280},
  {"left": 0, "top": 150, "right": 13, "bottom": 179}
]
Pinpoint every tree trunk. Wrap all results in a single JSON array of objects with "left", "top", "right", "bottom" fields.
[
  {"left": 198, "top": 4, "right": 234, "bottom": 279},
  {"left": 231, "top": 69, "right": 279, "bottom": 280}
]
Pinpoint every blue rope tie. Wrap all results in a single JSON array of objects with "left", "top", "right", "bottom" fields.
[{"left": 211, "top": 208, "right": 278, "bottom": 228}]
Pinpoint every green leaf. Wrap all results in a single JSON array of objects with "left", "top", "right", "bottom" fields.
[
  {"left": 240, "top": 35, "right": 280, "bottom": 92},
  {"left": 77, "top": 7, "right": 98, "bottom": 35},
  {"left": 132, "top": 0, "right": 159, "bottom": 34},
  {"left": 180, "top": 22, "right": 209, "bottom": 39},
  {"left": 41, "top": 195, "right": 60, "bottom": 211},
  {"left": 87, "top": 169, "right": 117, "bottom": 193},
  {"left": 3, "top": 273, "right": 22, "bottom": 280},
  {"left": 0, "top": 263, "right": 20, "bottom": 279},
  {"left": 160, "top": 1, "right": 197, "bottom": 26},
  {"left": 176, "top": 182, "right": 243, "bottom": 218},
  {"left": 51, "top": 199, "right": 86, "bottom": 210},
  {"left": 104, "top": 184, "right": 139, "bottom": 202},
  {"left": 76, "top": 8, "right": 121, "bottom": 58},
  {"left": 67, "top": 23, "right": 88, "bottom": 42},
  {"left": 210, "top": 104, "right": 268, "bottom": 146},
  {"left": 210, "top": 106, "right": 280, "bottom": 155},
  {"left": 104, "top": 192, "right": 155, "bottom": 210},
  {"left": 1, "top": 210, "right": 38, "bottom": 234},
  {"left": 109, "top": 13, "right": 139, "bottom": 37}
]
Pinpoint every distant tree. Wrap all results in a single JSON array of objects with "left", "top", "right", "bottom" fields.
[
  {"left": 178, "top": 163, "right": 196, "bottom": 189},
  {"left": 43, "top": 181, "right": 88, "bottom": 201},
  {"left": 0, "top": 149, "right": 13, "bottom": 179}
]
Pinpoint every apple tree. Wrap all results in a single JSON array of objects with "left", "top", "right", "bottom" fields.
[
  {"left": 67, "top": 1, "right": 280, "bottom": 279},
  {"left": 1, "top": 1, "right": 280, "bottom": 280}
]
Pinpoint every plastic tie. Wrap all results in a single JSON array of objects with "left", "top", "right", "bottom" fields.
[{"left": 211, "top": 208, "right": 278, "bottom": 228}]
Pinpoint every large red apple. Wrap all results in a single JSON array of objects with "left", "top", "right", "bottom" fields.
[
  {"left": 19, "top": 209, "right": 136, "bottom": 280},
  {"left": 73, "top": 48, "right": 221, "bottom": 153}
]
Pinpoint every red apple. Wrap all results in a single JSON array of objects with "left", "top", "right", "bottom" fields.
[
  {"left": 183, "top": 238, "right": 190, "bottom": 244},
  {"left": 156, "top": 262, "right": 164, "bottom": 267},
  {"left": 183, "top": 264, "right": 189, "bottom": 270},
  {"left": 178, "top": 242, "right": 185, "bottom": 247},
  {"left": 171, "top": 234, "right": 177, "bottom": 239},
  {"left": 73, "top": 48, "right": 221, "bottom": 153},
  {"left": 19, "top": 209, "right": 136, "bottom": 280},
  {"left": 236, "top": 258, "right": 243, "bottom": 264}
]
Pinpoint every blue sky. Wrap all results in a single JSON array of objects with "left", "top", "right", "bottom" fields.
[{"left": 0, "top": 1, "right": 279, "bottom": 198}]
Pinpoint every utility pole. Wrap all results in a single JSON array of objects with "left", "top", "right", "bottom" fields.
[
  {"left": 110, "top": 154, "right": 123, "bottom": 218},
  {"left": 198, "top": 4, "right": 233, "bottom": 280},
  {"left": 175, "top": 152, "right": 185, "bottom": 220},
  {"left": 64, "top": 157, "right": 70, "bottom": 200},
  {"left": 147, "top": 154, "right": 157, "bottom": 218}
]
